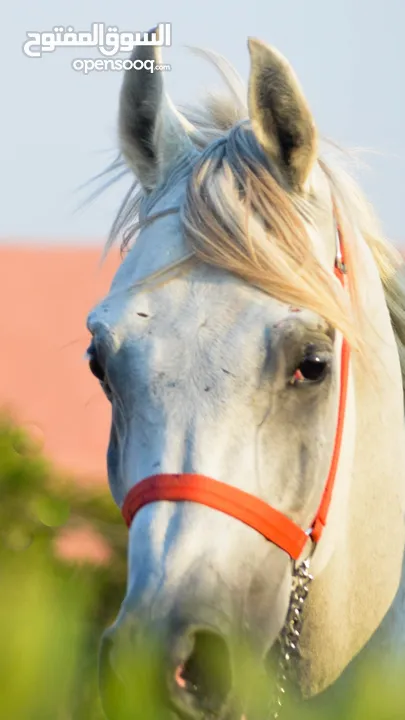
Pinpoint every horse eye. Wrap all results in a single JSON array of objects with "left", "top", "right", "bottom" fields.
[
  {"left": 291, "top": 354, "right": 329, "bottom": 385},
  {"left": 87, "top": 344, "right": 105, "bottom": 382}
]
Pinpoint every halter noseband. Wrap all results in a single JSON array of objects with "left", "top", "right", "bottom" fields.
[{"left": 121, "top": 223, "right": 349, "bottom": 562}]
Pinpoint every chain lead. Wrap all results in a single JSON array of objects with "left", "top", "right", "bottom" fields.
[{"left": 270, "top": 559, "right": 313, "bottom": 719}]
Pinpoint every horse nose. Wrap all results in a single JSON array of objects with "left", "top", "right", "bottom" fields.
[
  {"left": 170, "top": 628, "right": 233, "bottom": 718},
  {"left": 100, "top": 623, "right": 233, "bottom": 719}
]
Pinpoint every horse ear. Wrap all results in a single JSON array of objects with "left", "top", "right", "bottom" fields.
[
  {"left": 119, "top": 27, "right": 194, "bottom": 190},
  {"left": 247, "top": 38, "right": 317, "bottom": 190}
]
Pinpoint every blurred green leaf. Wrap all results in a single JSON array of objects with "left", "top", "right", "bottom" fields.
[{"left": 31, "top": 495, "right": 71, "bottom": 527}]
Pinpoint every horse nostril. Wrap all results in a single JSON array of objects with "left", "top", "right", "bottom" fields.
[{"left": 175, "top": 631, "right": 232, "bottom": 714}]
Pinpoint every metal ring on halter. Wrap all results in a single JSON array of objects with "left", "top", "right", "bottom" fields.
[{"left": 294, "top": 526, "right": 317, "bottom": 570}]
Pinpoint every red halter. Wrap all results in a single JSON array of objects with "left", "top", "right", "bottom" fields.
[{"left": 122, "top": 226, "right": 350, "bottom": 561}]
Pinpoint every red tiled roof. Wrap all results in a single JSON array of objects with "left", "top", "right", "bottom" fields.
[{"left": 0, "top": 245, "right": 121, "bottom": 486}]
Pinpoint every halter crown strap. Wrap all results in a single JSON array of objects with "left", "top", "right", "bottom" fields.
[{"left": 121, "top": 224, "right": 350, "bottom": 561}]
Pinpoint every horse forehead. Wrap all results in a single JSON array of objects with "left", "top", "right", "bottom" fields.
[{"left": 90, "top": 267, "right": 293, "bottom": 345}]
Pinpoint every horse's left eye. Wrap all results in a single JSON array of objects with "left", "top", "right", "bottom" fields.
[{"left": 291, "top": 354, "right": 329, "bottom": 385}]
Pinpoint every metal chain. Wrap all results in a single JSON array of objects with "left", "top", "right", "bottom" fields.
[{"left": 270, "top": 559, "right": 314, "bottom": 719}]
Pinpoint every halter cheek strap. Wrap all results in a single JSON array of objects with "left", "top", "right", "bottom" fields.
[{"left": 121, "top": 225, "right": 349, "bottom": 561}]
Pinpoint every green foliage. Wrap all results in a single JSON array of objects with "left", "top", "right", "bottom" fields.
[
  {"left": 0, "top": 415, "right": 405, "bottom": 719},
  {"left": 0, "top": 414, "right": 127, "bottom": 718},
  {"left": 0, "top": 414, "right": 127, "bottom": 617}
]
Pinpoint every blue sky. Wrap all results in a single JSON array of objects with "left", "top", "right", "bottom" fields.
[{"left": 3, "top": 0, "right": 404, "bottom": 243}]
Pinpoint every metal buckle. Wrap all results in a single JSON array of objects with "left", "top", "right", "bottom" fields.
[{"left": 334, "top": 223, "right": 347, "bottom": 275}]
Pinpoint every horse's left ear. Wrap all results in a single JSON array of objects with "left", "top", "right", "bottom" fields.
[{"left": 247, "top": 38, "right": 317, "bottom": 190}]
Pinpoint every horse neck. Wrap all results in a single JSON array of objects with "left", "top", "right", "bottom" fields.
[{"left": 296, "top": 230, "right": 405, "bottom": 698}]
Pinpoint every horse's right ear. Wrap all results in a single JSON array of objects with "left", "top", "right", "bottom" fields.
[{"left": 119, "top": 27, "right": 194, "bottom": 191}]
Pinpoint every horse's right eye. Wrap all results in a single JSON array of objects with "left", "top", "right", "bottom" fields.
[
  {"left": 87, "top": 343, "right": 105, "bottom": 382},
  {"left": 87, "top": 343, "right": 113, "bottom": 401}
]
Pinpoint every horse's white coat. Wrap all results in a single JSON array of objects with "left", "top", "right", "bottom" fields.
[{"left": 89, "top": 34, "right": 405, "bottom": 713}]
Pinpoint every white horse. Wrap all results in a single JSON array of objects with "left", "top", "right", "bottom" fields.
[{"left": 87, "top": 31, "right": 405, "bottom": 719}]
